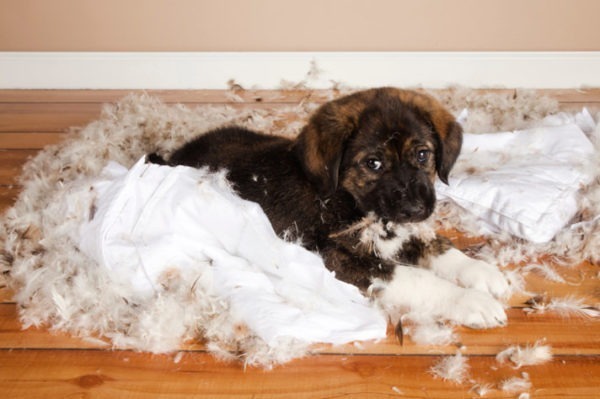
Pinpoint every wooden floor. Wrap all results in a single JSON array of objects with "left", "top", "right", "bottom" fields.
[{"left": 0, "top": 89, "right": 599, "bottom": 398}]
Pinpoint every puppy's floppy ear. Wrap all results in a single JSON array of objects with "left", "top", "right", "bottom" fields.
[
  {"left": 293, "top": 92, "right": 371, "bottom": 196},
  {"left": 400, "top": 90, "right": 462, "bottom": 184},
  {"left": 433, "top": 119, "right": 462, "bottom": 184}
]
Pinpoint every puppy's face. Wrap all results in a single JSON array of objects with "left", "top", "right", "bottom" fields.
[
  {"left": 339, "top": 106, "right": 438, "bottom": 222},
  {"left": 294, "top": 88, "right": 462, "bottom": 224}
]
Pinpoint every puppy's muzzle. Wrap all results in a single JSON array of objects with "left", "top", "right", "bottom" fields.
[
  {"left": 396, "top": 201, "right": 430, "bottom": 222},
  {"left": 381, "top": 180, "right": 435, "bottom": 223}
]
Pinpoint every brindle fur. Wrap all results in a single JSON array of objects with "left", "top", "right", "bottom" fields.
[{"left": 151, "top": 88, "right": 462, "bottom": 290}]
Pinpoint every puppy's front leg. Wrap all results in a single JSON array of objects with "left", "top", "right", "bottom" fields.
[
  {"left": 371, "top": 265, "right": 507, "bottom": 329},
  {"left": 328, "top": 219, "right": 508, "bottom": 329},
  {"left": 425, "top": 243, "right": 510, "bottom": 300}
]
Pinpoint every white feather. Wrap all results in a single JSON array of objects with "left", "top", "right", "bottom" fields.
[
  {"left": 470, "top": 383, "right": 494, "bottom": 397},
  {"left": 173, "top": 351, "right": 184, "bottom": 364},
  {"left": 391, "top": 386, "right": 404, "bottom": 395},
  {"left": 496, "top": 340, "right": 553, "bottom": 368},
  {"left": 547, "top": 296, "right": 600, "bottom": 318},
  {"left": 402, "top": 314, "right": 457, "bottom": 346},
  {"left": 524, "top": 295, "right": 600, "bottom": 318},
  {"left": 502, "top": 268, "right": 530, "bottom": 297},
  {"left": 522, "top": 263, "right": 566, "bottom": 283},
  {"left": 430, "top": 352, "right": 470, "bottom": 383},
  {"left": 500, "top": 373, "right": 532, "bottom": 393}
]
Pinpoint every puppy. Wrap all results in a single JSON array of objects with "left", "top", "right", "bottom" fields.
[{"left": 151, "top": 88, "right": 509, "bottom": 330}]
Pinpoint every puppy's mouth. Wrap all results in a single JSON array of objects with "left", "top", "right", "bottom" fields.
[
  {"left": 358, "top": 199, "right": 433, "bottom": 225},
  {"left": 376, "top": 196, "right": 434, "bottom": 224},
  {"left": 350, "top": 182, "right": 436, "bottom": 224}
]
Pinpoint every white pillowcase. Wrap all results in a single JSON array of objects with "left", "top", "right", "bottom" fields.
[{"left": 436, "top": 110, "right": 596, "bottom": 243}]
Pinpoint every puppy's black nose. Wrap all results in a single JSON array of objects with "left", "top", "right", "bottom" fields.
[{"left": 396, "top": 202, "right": 431, "bottom": 222}]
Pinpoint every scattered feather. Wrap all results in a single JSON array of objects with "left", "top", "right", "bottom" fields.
[
  {"left": 524, "top": 295, "right": 600, "bottom": 318},
  {"left": 470, "top": 382, "right": 495, "bottom": 397},
  {"left": 353, "top": 341, "right": 365, "bottom": 350},
  {"left": 404, "top": 320, "right": 457, "bottom": 346},
  {"left": 500, "top": 372, "right": 532, "bottom": 393},
  {"left": 223, "top": 90, "right": 245, "bottom": 103},
  {"left": 391, "top": 386, "right": 404, "bottom": 395},
  {"left": 50, "top": 286, "right": 73, "bottom": 321},
  {"left": 173, "top": 351, "right": 184, "bottom": 364},
  {"left": 81, "top": 335, "right": 110, "bottom": 347},
  {"left": 522, "top": 263, "right": 566, "bottom": 283},
  {"left": 430, "top": 352, "right": 470, "bottom": 384},
  {"left": 496, "top": 340, "right": 552, "bottom": 368},
  {"left": 502, "top": 268, "right": 529, "bottom": 297}
]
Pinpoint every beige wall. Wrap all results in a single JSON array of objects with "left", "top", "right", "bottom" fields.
[{"left": 1, "top": 0, "right": 599, "bottom": 52}]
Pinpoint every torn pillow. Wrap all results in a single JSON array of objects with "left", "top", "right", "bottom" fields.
[{"left": 436, "top": 112, "right": 596, "bottom": 243}]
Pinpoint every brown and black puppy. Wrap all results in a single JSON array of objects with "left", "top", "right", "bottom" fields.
[{"left": 152, "top": 88, "right": 509, "bottom": 329}]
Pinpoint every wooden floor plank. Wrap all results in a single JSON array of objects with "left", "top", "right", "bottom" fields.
[
  {"left": 0, "top": 349, "right": 598, "bottom": 399},
  {"left": 1, "top": 88, "right": 600, "bottom": 104},
  {"left": 0, "top": 186, "right": 20, "bottom": 213},
  {"left": 558, "top": 103, "right": 600, "bottom": 113},
  {"left": 0, "top": 89, "right": 328, "bottom": 104},
  {"left": 0, "top": 102, "right": 309, "bottom": 133},
  {"left": 2, "top": 303, "right": 598, "bottom": 355},
  {"left": 0, "top": 132, "right": 66, "bottom": 149},
  {"left": 544, "top": 88, "right": 600, "bottom": 103},
  {"left": 0, "top": 305, "right": 111, "bottom": 350},
  {"left": 508, "top": 261, "right": 600, "bottom": 306},
  {"left": 0, "top": 97, "right": 596, "bottom": 150},
  {"left": 319, "top": 309, "right": 600, "bottom": 356},
  {"left": 0, "top": 103, "right": 104, "bottom": 132},
  {"left": 1, "top": 91, "right": 597, "bottom": 134},
  {"left": 0, "top": 287, "right": 14, "bottom": 304},
  {"left": 0, "top": 150, "right": 38, "bottom": 185}
]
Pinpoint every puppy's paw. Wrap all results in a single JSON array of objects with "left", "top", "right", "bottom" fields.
[
  {"left": 454, "top": 258, "right": 510, "bottom": 299},
  {"left": 374, "top": 265, "right": 507, "bottom": 330},
  {"left": 446, "top": 288, "right": 507, "bottom": 329},
  {"left": 430, "top": 248, "right": 510, "bottom": 299}
]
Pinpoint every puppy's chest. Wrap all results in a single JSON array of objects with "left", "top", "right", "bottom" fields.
[{"left": 331, "top": 218, "right": 439, "bottom": 263}]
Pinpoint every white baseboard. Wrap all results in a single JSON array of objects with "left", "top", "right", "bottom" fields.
[{"left": 1, "top": 52, "right": 599, "bottom": 89}]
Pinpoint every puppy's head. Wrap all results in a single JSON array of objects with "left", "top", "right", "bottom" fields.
[{"left": 293, "top": 87, "right": 462, "bottom": 223}]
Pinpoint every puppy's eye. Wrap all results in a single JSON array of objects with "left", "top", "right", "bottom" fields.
[
  {"left": 416, "top": 149, "right": 431, "bottom": 164},
  {"left": 366, "top": 158, "right": 383, "bottom": 171}
]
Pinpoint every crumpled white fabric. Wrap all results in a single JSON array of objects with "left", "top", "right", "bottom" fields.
[
  {"left": 77, "top": 157, "right": 387, "bottom": 346},
  {"left": 436, "top": 109, "right": 597, "bottom": 243}
]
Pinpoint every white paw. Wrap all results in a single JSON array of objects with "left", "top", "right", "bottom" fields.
[
  {"left": 445, "top": 288, "right": 507, "bottom": 329},
  {"left": 430, "top": 248, "right": 510, "bottom": 299},
  {"left": 454, "top": 258, "right": 510, "bottom": 299},
  {"left": 374, "top": 265, "right": 507, "bottom": 330}
]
